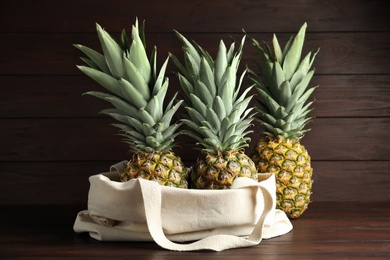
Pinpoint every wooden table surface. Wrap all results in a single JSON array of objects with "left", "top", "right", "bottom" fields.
[{"left": 1, "top": 202, "right": 389, "bottom": 259}]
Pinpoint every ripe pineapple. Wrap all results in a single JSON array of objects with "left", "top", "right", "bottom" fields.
[
  {"left": 249, "top": 23, "right": 319, "bottom": 218},
  {"left": 170, "top": 31, "right": 258, "bottom": 189},
  {"left": 75, "top": 19, "right": 188, "bottom": 188}
]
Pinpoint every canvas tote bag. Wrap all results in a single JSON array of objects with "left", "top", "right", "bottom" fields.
[{"left": 74, "top": 161, "right": 293, "bottom": 251}]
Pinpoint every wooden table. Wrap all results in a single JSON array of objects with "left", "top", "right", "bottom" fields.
[{"left": 1, "top": 202, "right": 389, "bottom": 259}]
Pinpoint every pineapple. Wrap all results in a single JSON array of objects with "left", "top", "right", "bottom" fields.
[
  {"left": 170, "top": 31, "right": 258, "bottom": 189},
  {"left": 249, "top": 23, "right": 319, "bottom": 218},
  {"left": 75, "top": 19, "right": 188, "bottom": 188}
]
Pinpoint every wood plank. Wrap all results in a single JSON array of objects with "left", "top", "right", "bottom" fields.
[
  {"left": 301, "top": 117, "right": 390, "bottom": 161},
  {"left": 310, "top": 161, "right": 390, "bottom": 202},
  {"left": 3, "top": 220, "right": 389, "bottom": 243},
  {"left": 1, "top": 75, "right": 389, "bottom": 118},
  {"left": 0, "top": 118, "right": 129, "bottom": 161},
  {"left": 1, "top": 118, "right": 389, "bottom": 161},
  {"left": 0, "top": 203, "right": 389, "bottom": 259},
  {"left": 313, "top": 75, "right": 390, "bottom": 117},
  {"left": 0, "top": 161, "right": 113, "bottom": 206},
  {"left": 0, "top": 161, "right": 388, "bottom": 205},
  {"left": 4, "top": 202, "right": 390, "bottom": 241},
  {"left": 0, "top": 242, "right": 388, "bottom": 259},
  {"left": 0, "top": 75, "right": 108, "bottom": 118},
  {"left": 0, "top": 32, "right": 389, "bottom": 75},
  {"left": 251, "top": 117, "right": 390, "bottom": 161},
  {"left": 1, "top": 0, "right": 389, "bottom": 33}
]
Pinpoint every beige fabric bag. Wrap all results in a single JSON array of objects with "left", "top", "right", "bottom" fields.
[{"left": 74, "top": 161, "right": 293, "bottom": 251}]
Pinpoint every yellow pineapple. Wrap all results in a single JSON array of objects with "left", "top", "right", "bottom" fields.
[
  {"left": 75, "top": 19, "right": 188, "bottom": 188},
  {"left": 170, "top": 31, "right": 258, "bottom": 189},
  {"left": 249, "top": 23, "right": 319, "bottom": 218}
]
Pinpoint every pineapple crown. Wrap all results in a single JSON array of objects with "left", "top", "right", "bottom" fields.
[
  {"left": 75, "top": 18, "right": 183, "bottom": 154},
  {"left": 249, "top": 22, "right": 319, "bottom": 142},
  {"left": 170, "top": 31, "right": 255, "bottom": 155}
]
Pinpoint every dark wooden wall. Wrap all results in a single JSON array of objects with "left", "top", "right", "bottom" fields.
[{"left": 1, "top": 0, "right": 389, "bottom": 206}]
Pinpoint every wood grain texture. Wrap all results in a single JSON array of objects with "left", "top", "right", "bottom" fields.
[
  {"left": 0, "top": 161, "right": 388, "bottom": 205},
  {"left": 1, "top": 0, "right": 389, "bottom": 32},
  {"left": 1, "top": 75, "right": 389, "bottom": 118},
  {"left": 0, "top": 32, "right": 389, "bottom": 75},
  {"left": 0, "top": 203, "right": 389, "bottom": 259},
  {"left": 0, "top": 0, "right": 389, "bottom": 206},
  {"left": 1, "top": 118, "right": 389, "bottom": 162}
]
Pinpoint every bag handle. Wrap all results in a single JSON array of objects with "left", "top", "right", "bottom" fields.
[{"left": 137, "top": 178, "right": 274, "bottom": 251}]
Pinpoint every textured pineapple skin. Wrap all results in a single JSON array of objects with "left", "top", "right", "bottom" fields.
[
  {"left": 252, "top": 139, "right": 313, "bottom": 218},
  {"left": 193, "top": 150, "right": 258, "bottom": 189},
  {"left": 120, "top": 152, "right": 189, "bottom": 188}
]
